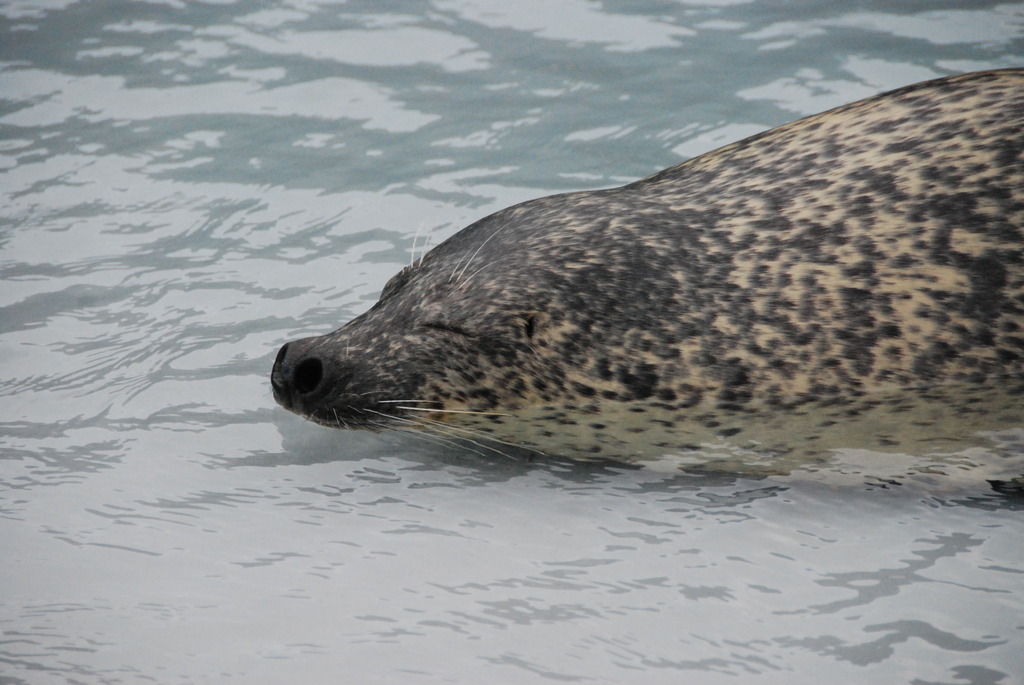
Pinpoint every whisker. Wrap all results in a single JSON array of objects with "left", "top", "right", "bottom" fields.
[
  {"left": 413, "top": 416, "right": 544, "bottom": 460},
  {"left": 395, "top": 406, "right": 511, "bottom": 417},
  {"left": 376, "top": 399, "right": 440, "bottom": 404},
  {"left": 416, "top": 421, "right": 520, "bottom": 461},
  {"left": 457, "top": 258, "right": 506, "bottom": 292},
  {"left": 418, "top": 224, "right": 436, "bottom": 268},
  {"left": 411, "top": 223, "right": 421, "bottom": 267},
  {"left": 362, "top": 407, "right": 416, "bottom": 424},
  {"left": 389, "top": 423, "right": 483, "bottom": 455},
  {"left": 365, "top": 411, "right": 500, "bottom": 458},
  {"left": 368, "top": 417, "right": 462, "bottom": 451},
  {"left": 364, "top": 408, "right": 525, "bottom": 461},
  {"left": 450, "top": 224, "right": 508, "bottom": 283}
]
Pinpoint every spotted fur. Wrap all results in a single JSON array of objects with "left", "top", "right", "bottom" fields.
[{"left": 272, "top": 70, "right": 1024, "bottom": 435}]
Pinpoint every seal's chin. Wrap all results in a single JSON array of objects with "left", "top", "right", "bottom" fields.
[
  {"left": 287, "top": 391, "right": 497, "bottom": 439},
  {"left": 279, "top": 401, "right": 383, "bottom": 431}
]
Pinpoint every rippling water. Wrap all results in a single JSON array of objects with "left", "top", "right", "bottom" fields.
[{"left": 3, "top": 1, "right": 1024, "bottom": 683}]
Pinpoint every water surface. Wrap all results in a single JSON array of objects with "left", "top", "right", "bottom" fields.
[{"left": 2, "top": 1, "right": 1023, "bottom": 683}]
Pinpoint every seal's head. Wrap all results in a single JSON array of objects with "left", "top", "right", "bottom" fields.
[
  {"left": 271, "top": 186, "right": 705, "bottom": 430},
  {"left": 270, "top": 233, "right": 544, "bottom": 429},
  {"left": 271, "top": 195, "right": 612, "bottom": 429}
]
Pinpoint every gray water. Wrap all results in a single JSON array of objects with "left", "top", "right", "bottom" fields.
[{"left": 3, "top": 1, "right": 1024, "bottom": 683}]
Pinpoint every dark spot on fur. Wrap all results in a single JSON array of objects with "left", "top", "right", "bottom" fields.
[
  {"left": 617, "top": 363, "right": 659, "bottom": 400},
  {"left": 572, "top": 382, "right": 596, "bottom": 398}
]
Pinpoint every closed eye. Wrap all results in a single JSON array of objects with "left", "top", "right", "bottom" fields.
[
  {"left": 422, "top": 321, "right": 475, "bottom": 338},
  {"left": 524, "top": 314, "right": 537, "bottom": 340}
]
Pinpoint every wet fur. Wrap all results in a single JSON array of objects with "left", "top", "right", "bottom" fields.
[{"left": 272, "top": 70, "right": 1024, "bottom": 445}]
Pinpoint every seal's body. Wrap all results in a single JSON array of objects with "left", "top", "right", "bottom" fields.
[{"left": 272, "top": 70, "right": 1024, "bottom": 438}]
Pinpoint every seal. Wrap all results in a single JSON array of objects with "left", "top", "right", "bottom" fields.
[{"left": 271, "top": 70, "right": 1024, "bottom": 452}]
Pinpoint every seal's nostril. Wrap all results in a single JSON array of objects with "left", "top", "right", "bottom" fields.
[{"left": 293, "top": 358, "right": 323, "bottom": 395}]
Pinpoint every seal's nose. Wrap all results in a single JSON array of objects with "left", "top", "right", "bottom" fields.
[
  {"left": 271, "top": 340, "right": 353, "bottom": 412},
  {"left": 271, "top": 343, "right": 295, "bottom": 409}
]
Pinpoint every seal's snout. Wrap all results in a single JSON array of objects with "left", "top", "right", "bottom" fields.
[
  {"left": 270, "top": 342, "right": 299, "bottom": 409},
  {"left": 271, "top": 340, "right": 353, "bottom": 413}
]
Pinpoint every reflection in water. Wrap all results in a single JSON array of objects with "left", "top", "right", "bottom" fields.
[{"left": 2, "top": 0, "right": 1023, "bottom": 683}]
